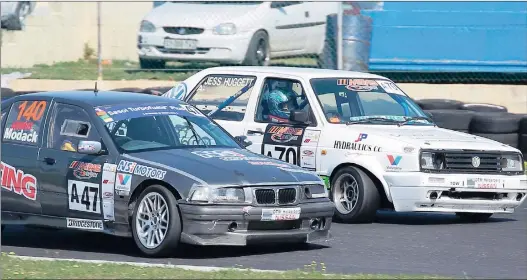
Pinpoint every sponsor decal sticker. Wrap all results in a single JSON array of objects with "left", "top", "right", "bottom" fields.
[
  {"left": 115, "top": 173, "right": 132, "bottom": 192},
  {"left": 334, "top": 140, "right": 382, "bottom": 152},
  {"left": 116, "top": 160, "right": 166, "bottom": 180},
  {"left": 0, "top": 161, "right": 38, "bottom": 200},
  {"left": 66, "top": 218, "right": 103, "bottom": 231},
  {"left": 377, "top": 80, "right": 405, "bottom": 95},
  {"left": 69, "top": 161, "right": 101, "bottom": 180},
  {"left": 303, "top": 130, "right": 320, "bottom": 144},
  {"left": 191, "top": 150, "right": 261, "bottom": 161},
  {"left": 95, "top": 107, "right": 114, "bottom": 123},
  {"left": 101, "top": 163, "right": 117, "bottom": 220},
  {"left": 202, "top": 76, "right": 254, "bottom": 87},
  {"left": 3, "top": 101, "right": 48, "bottom": 144},
  {"left": 337, "top": 78, "right": 379, "bottom": 91},
  {"left": 354, "top": 133, "right": 368, "bottom": 142},
  {"left": 267, "top": 126, "right": 304, "bottom": 144},
  {"left": 386, "top": 155, "right": 402, "bottom": 171}
]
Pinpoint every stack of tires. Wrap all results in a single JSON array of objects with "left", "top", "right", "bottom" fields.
[{"left": 418, "top": 99, "right": 527, "bottom": 157}]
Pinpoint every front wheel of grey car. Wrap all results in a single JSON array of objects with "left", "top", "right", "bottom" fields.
[
  {"left": 331, "top": 166, "right": 381, "bottom": 223},
  {"left": 131, "top": 184, "right": 182, "bottom": 257}
]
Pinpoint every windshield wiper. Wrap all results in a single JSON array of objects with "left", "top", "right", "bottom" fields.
[
  {"left": 182, "top": 116, "right": 208, "bottom": 147},
  {"left": 397, "top": 116, "right": 434, "bottom": 127},
  {"left": 346, "top": 117, "right": 398, "bottom": 125}
]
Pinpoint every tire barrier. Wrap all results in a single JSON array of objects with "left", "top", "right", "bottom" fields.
[
  {"left": 519, "top": 118, "right": 527, "bottom": 157},
  {"left": 461, "top": 103, "right": 508, "bottom": 113},
  {"left": 415, "top": 99, "right": 465, "bottom": 110},
  {"left": 425, "top": 109, "right": 476, "bottom": 133}
]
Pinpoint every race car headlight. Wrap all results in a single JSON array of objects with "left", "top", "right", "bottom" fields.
[
  {"left": 420, "top": 151, "right": 445, "bottom": 170},
  {"left": 140, "top": 20, "right": 156, "bottom": 33},
  {"left": 188, "top": 186, "right": 246, "bottom": 203},
  {"left": 213, "top": 23, "right": 236, "bottom": 35},
  {"left": 500, "top": 154, "right": 523, "bottom": 172}
]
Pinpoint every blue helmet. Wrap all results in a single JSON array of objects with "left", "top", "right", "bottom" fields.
[{"left": 266, "top": 90, "right": 291, "bottom": 120}]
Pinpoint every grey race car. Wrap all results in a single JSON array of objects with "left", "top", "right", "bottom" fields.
[{"left": 0, "top": 90, "right": 334, "bottom": 257}]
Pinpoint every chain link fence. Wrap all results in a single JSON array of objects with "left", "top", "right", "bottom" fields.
[{"left": 1, "top": 1, "right": 526, "bottom": 86}]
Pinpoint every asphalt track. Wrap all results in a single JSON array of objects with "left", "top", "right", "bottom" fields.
[{"left": 2, "top": 208, "right": 526, "bottom": 279}]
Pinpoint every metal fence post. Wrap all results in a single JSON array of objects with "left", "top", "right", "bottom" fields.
[
  {"left": 337, "top": 1, "right": 343, "bottom": 70},
  {"left": 97, "top": 1, "right": 102, "bottom": 81}
]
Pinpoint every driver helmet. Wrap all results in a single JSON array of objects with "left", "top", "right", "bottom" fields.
[{"left": 266, "top": 89, "right": 291, "bottom": 122}]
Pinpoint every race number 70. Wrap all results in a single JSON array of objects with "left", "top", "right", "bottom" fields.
[{"left": 263, "top": 145, "right": 298, "bottom": 165}]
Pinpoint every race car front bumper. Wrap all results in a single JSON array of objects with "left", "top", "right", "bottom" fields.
[
  {"left": 385, "top": 172, "right": 527, "bottom": 213},
  {"left": 178, "top": 201, "right": 334, "bottom": 246}
]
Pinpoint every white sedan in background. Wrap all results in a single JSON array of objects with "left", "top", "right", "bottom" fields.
[{"left": 137, "top": 1, "right": 337, "bottom": 69}]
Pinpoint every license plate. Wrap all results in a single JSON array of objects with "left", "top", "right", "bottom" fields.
[
  {"left": 466, "top": 178, "right": 503, "bottom": 189},
  {"left": 164, "top": 38, "right": 197, "bottom": 50},
  {"left": 261, "top": 207, "right": 301, "bottom": 221}
]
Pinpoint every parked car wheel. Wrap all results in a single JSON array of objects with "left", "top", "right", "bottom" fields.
[
  {"left": 131, "top": 184, "right": 182, "bottom": 257},
  {"left": 3, "top": 2, "right": 32, "bottom": 31},
  {"left": 139, "top": 58, "right": 166, "bottom": 70},
  {"left": 331, "top": 166, "right": 380, "bottom": 223},
  {"left": 456, "top": 212, "right": 493, "bottom": 222},
  {"left": 242, "top": 30, "right": 270, "bottom": 66}
]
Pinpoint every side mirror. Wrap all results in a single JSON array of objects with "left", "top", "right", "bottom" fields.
[
  {"left": 78, "top": 140, "right": 103, "bottom": 155},
  {"left": 289, "top": 110, "right": 309, "bottom": 124},
  {"left": 234, "top": 135, "right": 252, "bottom": 148}
]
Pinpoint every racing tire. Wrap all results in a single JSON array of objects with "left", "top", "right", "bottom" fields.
[
  {"left": 415, "top": 99, "right": 465, "bottom": 110},
  {"left": 455, "top": 212, "right": 493, "bottom": 222},
  {"left": 425, "top": 109, "right": 475, "bottom": 131},
  {"left": 131, "top": 184, "right": 182, "bottom": 257},
  {"left": 330, "top": 166, "right": 380, "bottom": 223},
  {"left": 242, "top": 30, "right": 270, "bottom": 66},
  {"left": 469, "top": 113, "right": 523, "bottom": 134},
  {"left": 139, "top": 58, "right": 166, "bottom": 70},
  {"left": 472, "top": 133, "right": 520, "bottom": 149},
  {"left": 461, "top": 103, "right": 508, "bottom": 113}
]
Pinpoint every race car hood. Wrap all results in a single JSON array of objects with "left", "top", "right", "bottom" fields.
[
  {"left": 125, "top": 148, "right": 321, "bottom": 186},
  {"left": 143, "top": 2, "right": 264, "bottom": 30},
  {"left": 341, "top": 124, "right": 519, "bottom": 152}
]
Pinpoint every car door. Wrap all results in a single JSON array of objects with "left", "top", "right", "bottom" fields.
[
  {"left": 268, "top": 1, "right": 309, "bottom": 53},
  {"left": 183, "top": 73, "right": 259, "bottom": 138},
  {"left": 1, "top": 98, "right": 50, "bottom": 215},
  {"left": 244, "top": 76, "right": 321, "bottom": 171},
  {"left": 37, "top": 101, "right": 115, "bottom": 223}
]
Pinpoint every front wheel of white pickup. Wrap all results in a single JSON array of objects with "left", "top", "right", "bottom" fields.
[
  {"left": 331, "top": 166, "right": 380, "bottom": 223},
  {"left": 131, "top": 185, "right": 182, "bottom": 257}
]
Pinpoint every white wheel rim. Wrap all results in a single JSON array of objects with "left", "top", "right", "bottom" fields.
[{"left": 135, "top": 192, "right": 169, "bottom": 249}]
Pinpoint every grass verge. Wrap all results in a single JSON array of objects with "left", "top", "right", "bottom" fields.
[
  {"left": 0, "top": 57, "right": 317, "bottom": 81},
  {"left": 1, "top": 254, "right": 450, "bottom": 279}
]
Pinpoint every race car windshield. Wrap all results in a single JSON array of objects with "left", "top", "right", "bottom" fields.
[
  {"left": 310, "top": 78, "right": 433, "bottom": 126},
  {"left": 95, "top": 104, "right": 241, "bottom": 153}
]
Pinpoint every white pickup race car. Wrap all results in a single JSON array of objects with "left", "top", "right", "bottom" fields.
[{"left": 162, "top": 66, "right": 527, "bottom": 223}]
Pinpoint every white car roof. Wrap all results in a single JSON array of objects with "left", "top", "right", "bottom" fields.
[{"left": 201, "top": 66, "right": 389, "bottom": 80}]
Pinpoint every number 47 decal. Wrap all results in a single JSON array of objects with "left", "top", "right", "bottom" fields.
[{"left": 68, "top": 180, "right": 101, "bottom": 214}]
